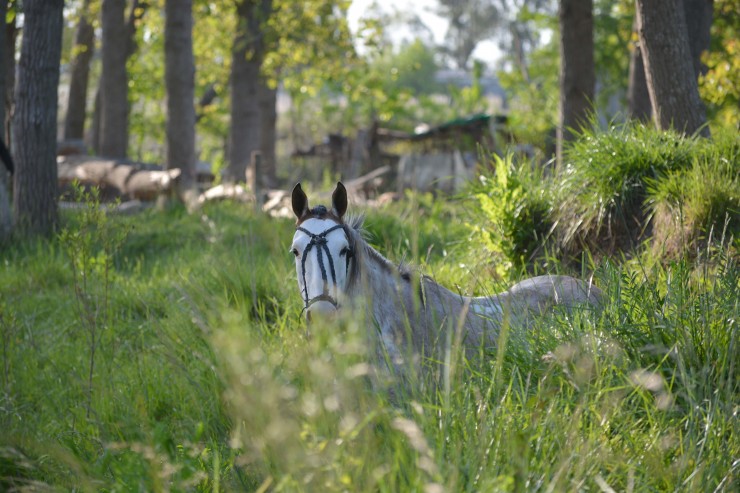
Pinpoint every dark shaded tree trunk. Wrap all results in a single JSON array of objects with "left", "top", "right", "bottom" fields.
[
  {"left": 4, "top": 13, "right": 17, "bottom": 145},
  {"left": 0, "top": 0, "right": 9, "bottom": 240},
  {"left": 557, "top": 0, "right": 595, "bottom": 164},
  {"left": 100, "top": 0, "right": 129, "bottom": 158},
  {"left": 93, "top": 0, "right": 145, "bottom": 155},
  {"left": 226, "top": 0, "right": 272, "bottom": 186},
  {"left": 628, "top": 1, "right": 712, "bottom": 124},
  {"left": 91, "top": 86, "right": 101, "bottom": 153},
  {"left": 627, "top": 20, "right": 652, "bottom": 122},
  {"left": 64, "top": 0, "right": 95, "bottom": 141},
  {"left": 12, "top": 0, "right": 64, "bottom": 237},
  {"left": 683, "top": 0, "right": 713, "bottom": 77},
  {"left": 125, "top": 0, "right": 144, "bottom": 57},
  {"left": 259, "top": 81, "right": 277, "bottom": 188},
  {"left": 165, "top": 0, "right": 197, "bottom": 204},
  {"left": 636, "top": 0, "right": 709, "bottom": 137}
]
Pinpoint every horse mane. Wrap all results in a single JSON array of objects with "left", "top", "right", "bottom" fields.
[{"left": 345, "top": 213, "right": 417, "bottom": 288}]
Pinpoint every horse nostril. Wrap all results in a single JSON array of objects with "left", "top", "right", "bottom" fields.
[{"left": 306, "top": 311, "right": 312, "bottom": 323}]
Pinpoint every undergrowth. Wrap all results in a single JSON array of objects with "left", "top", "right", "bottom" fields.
[
  {"left": 470, "top": 124, "right": 738, "bottom": 277},
  {"left": 0, "top": 189, "right": 737, "bottom": 491}
]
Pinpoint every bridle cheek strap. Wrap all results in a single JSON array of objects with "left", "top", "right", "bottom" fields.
[{"left": 297, "top": 224, "right": 353, "bottom": 313}]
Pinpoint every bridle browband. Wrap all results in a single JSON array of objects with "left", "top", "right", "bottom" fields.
[{"left": 296, "top": 221, "right": 354, "bottom": 314}]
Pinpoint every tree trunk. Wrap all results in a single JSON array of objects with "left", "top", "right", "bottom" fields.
[
  {"left": 627, "top": 20, "right": 652, "bottom": 122},
  {"left": 4, "top": 13, "right": 17, "bottom": 145},
  {"left": 0, "top": 0, "right": 9, "bottom": 241},
  {"left": 165, "top": 0, "right": 197, "bottom": 205},
  {"left": 125, "top": 0, "right": 144, "bottom": 57},
  {"left": 557, "top": 0, "right": 595, "bottom": 164},
  {"left": 636, "top": 0, "right": 709, "bottom": 137},
  {"left": 683, "top": 0, "right": 713, "bottom": 78},
  {"left": 12, "top": 0, "right": 64, "bottom": 237},
  {"left": 226, "top": 0, "right": 272, "bottom": 186},
  {"left": 100, "top": 0, "right": 129, "bottom": 158},
  {"left": 91, "top": 86, "right": 101, "bottom": 153},
  {"left": 64, "top": 0, "right": 95, "bottom": 141},
  {"left": 259, "top": 81, "right": 277, "bottom": 188},
  {"left": 93, "top": 0, "right": 145, "bottom": 155}
]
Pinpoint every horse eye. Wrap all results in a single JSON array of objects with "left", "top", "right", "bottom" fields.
[{"left": 339, "top": 247, "right": 349, "bottom": 257}]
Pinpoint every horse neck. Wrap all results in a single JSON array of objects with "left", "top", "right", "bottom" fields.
[
  {"left": 346, "top": 236, "right": 463, "bottom": 328},
  {"left": 347, "top": 240, "right": 404, "bottom": 303}
]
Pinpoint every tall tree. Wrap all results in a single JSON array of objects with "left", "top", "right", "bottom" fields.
[
  {"left": 100, "top": 0, "right": 130, "bottom": 158},
  {"left": 627, "top": 20, "right": 651, "bottom": 121},
  {"left": 4, "top": 9, "right": 16, "bottom": 144},
  {"left": 436, "top": 0, "right": 501, "bottom": 69},
  {"left": 557, "top": 0, "right": 595, "bottom": 163},
  {"left": 636, "top": 0, "right": 709, "bottom": 136},
  {"left": 628, "top": 0, "right": 713, "bottom": 123},
  {"left": 164, "top": 0, "right": 197, "bottom": 204},
  {"left": 94, "top": 0, "right": 145, "bottom": 156},
  {"left": 226, "top": 0, "right": 273, "bottom": 186},
  {"left": 64, "top": 0, "right": 96, "bottom": 142},
  {"left": 12, "top": 0, "right": 64, "bottom": 236},
  {"left": 683, "top": 0, "right": 714, "bottom": 78},
  {"left": 0, "top": 0, "right": 10, "bottom": 241},
  {"left": 259, "top": 81, "right": 277, "bottom": 188}
]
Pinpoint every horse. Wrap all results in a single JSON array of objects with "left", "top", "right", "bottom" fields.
[{"left": 290, "top": 182, "right": 602, "bottom": 372}]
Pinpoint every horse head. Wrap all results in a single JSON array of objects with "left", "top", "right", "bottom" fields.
[{"left": 291, "top": 182, "right": 354, "bottom": 321}]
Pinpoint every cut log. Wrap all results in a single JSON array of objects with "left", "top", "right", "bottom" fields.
[
  {"left": 343, "top": 165, "right": 390, "bottom": 191},
  {"left": 58, "top": 155, "right": 180, "bottom": 200},
  {"left": 197, "top": 183, "right": 253, "bottom": 205},
  {"left": 343, "top": 164, "right": 391, "bottom": 198}
]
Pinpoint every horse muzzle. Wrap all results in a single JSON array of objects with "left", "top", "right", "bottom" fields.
[{"left": 304, "top": 295, "right": 339, "bottom": 321}]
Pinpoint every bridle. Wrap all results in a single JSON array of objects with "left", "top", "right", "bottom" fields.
[{"left": 296, "top": 222, "right": 354, "bottom": 314}]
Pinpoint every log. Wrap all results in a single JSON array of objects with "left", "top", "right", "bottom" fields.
[
  {"left": 58, "top": 155, "right": 180, "bottom": 201},
  {"left": 197, "top": 183, "right": 253, "bottom": 205},
  {"left": 343, "top": 164, "right": 391, "bottom": 191}
]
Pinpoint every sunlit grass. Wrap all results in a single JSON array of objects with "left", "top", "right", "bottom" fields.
[
  {"left": 0, "top": 196, "right": 737, "bottom": 491},
  {"left": 555, "top": 123, "right": 739, "bottom": 257}
]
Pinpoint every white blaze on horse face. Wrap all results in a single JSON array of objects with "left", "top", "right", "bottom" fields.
[{"left": 292, "top": 217, "right": 351, "bottom": 317}]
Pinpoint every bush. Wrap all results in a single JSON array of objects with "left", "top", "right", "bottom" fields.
[
  {"left": 647, "top": 131, "right": 740, "bottom": 258},
  {"left": 554, "top": 123, "right": 738, "bottom": 258},
  {"left": 468, "top": 154, "right": 553, "bottom": 278}
]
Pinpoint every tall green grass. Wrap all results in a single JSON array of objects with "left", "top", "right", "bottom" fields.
[
  {"left": 0, "top": 194, "right": 738, "bottom": 491},
  {"left": 555, "top": 123, "right": 739, "bottom": 257},
  {"left": 647, "top": 130, "right": 740, "bottom": 258}
]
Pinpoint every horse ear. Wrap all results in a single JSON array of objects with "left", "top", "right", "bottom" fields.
[
  {"left": 291, "top": 183, "right": 309, "bottom": 218},
  {"left": 332, "top": 182, "right": 348, "bottom": 218}
]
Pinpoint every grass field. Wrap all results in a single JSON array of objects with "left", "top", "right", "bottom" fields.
[{"left": 0, "top": 194, "right": 737, "bottom": 492}]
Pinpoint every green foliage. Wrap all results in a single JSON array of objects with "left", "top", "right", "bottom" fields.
[
  {"left": 467, "top": 124, "right": 738, "bottom": 265},
  {"left": 58, "top": 185, "right": 130, "bottom": 418},
  {"left": 445, "top": 60, "right": 491, "bottom": 117},
  {"left": 555, "top": 123, "right": 703, "bottom": 252},
  {"left": 468, "top": 154, "right": 553, "bottom": 278},
  {"left": 496, "top": 0, "right": 631, "bottom": 155},
  {"left": 497, "top": 16, "right": 559, "bottom": 154},
  {"left": 127, "top": 0, "right": 169, "bottom": 163},
  {"left": 699, "top": 0, "right": 740, "bottom": 129},
  {"left": 367, "top": 39, "right": 442, "bottom": 97},
  {"left": 647, "top": 130, "right": 740, "bottom": 257},
  {"left": 592, "top": 0, "right": 633, "bottom": 112}
]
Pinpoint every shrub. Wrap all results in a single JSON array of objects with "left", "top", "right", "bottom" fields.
[
  {"left": 468, "top": 154, "right": 553, "bottom": 278},
  {"left": 648, "top": 130, "right": 740, "bottom": 258},
  {"left": 554, "top": 123, "right": 726, "bottom": 256}
]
